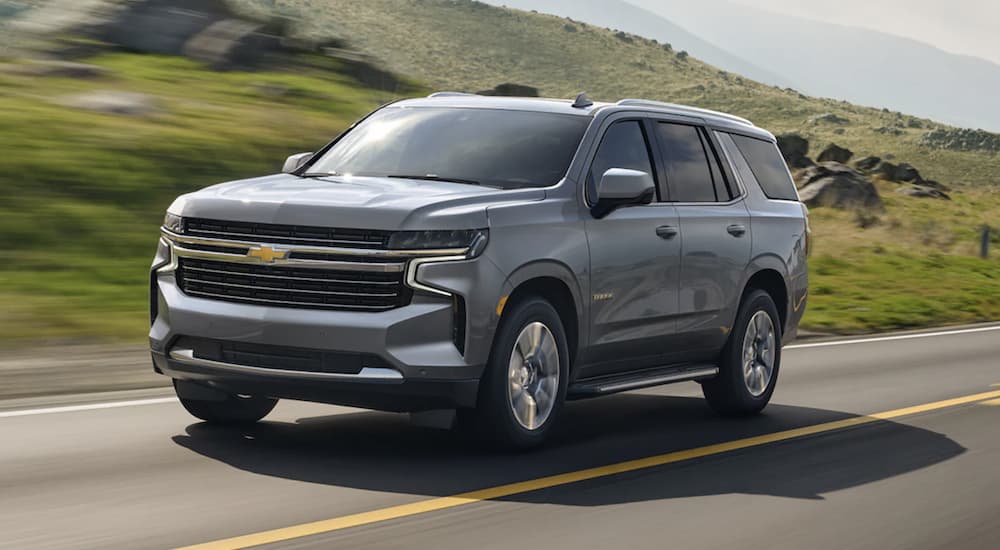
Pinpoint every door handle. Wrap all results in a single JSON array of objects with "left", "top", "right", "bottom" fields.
[
  {"left": 656, "top": 225, "right": 678, "bottom": 239},
  {"left": 727, "top": 224, "right": 747, "bottom": 237}
]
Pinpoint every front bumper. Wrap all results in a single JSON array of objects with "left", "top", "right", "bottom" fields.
[{"left": 149, "top": 237, "right": 506, "bottom": 412}]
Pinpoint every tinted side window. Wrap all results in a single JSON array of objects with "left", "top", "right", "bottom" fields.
[
  {"left": 654, "top": 123, "right": 717, "bottom": 202},
  {"left": 587, "top": 120, "right": 655, "bottom": 203},
  {"left": 730, "top": 134, "right": 799, "bottom": 201}
]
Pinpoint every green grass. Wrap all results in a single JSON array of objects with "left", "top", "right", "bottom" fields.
[
  {"left": 232, "top": 0, "right": 1000, "bottom": 334},
  {"left": 2, "top": 0, "right": 999, "bottom": 343},
  {"left": 0, "top": 51, "right": 417, "bottom": 342}
]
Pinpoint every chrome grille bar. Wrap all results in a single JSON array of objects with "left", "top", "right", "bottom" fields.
[{"left": 183, "top": 277, "right": 400, "bottom": 298}]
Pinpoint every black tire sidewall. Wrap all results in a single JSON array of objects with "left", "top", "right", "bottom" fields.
[
  {"left": 174, "top": 380, "right": 277, "bottom": 425},
  {"left": 470, "top": 297, "right": 570, "bottom": 449},
  {"left": 705, "top": 289, "right": 782, "bottom": 414}
]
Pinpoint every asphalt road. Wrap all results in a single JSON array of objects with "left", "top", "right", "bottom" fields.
[{"left": 2, "top": 324, "right": 999, "bottom": 550}]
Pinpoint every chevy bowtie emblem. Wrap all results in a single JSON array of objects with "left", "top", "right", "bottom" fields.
[{"left": 247, "top": 245, "right": 288, "bottom": 263}]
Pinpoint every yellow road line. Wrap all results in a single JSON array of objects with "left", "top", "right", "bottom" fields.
[
  {"left": 979, "top": 398, "right": 1000, "bottom": 406},
  {"left": 179, "top": 388, "right": 1000, "bottom": 550}
]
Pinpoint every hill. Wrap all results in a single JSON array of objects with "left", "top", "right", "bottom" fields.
[
  {"left": 478, "top": 0, "right": 793, "bottom": 90},
  {"left": 1, "top": 0, "right": 998, "bottom": 343},
  {"left": 237, "top": 0, "right": 1000, "bottom": 333},
  {"left": 0, "top": 49, "right": 413, "bottom": 342},
  {"left": 628, "top": 0, "right": 1000, "bottom": 132}
]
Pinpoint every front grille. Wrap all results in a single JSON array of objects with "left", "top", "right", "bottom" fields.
[
  {"left": 174, "top": 336, "right": 391, "bottom": 375},
  {"left": 177, "top": 258, "right": 410, "bottom": 311},
  {"left": 184, "top": 217, "right": 393, "bottom": 249}
]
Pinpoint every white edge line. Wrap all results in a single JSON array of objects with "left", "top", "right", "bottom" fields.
[
  {"left": 786, "top": 325, "right": 1000, "bottom": 350},
  {"left": 2, "top": 325, "right": 999, "bottom": 418},
  {"left": 0, "top": 397, "right": 177, "bottom": 418}
]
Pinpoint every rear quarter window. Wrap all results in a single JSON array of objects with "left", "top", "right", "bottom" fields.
[{"left": 729, "top": 134, "right": 799, "bottom": 201}]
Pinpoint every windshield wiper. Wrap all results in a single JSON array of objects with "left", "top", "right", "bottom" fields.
[{"left": 386, "top": 174, "right": 481, "bottom": 186}]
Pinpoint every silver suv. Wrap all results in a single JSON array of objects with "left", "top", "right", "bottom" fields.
[{"left": 150, "top": 93, "right": 809, "bottom": 448}]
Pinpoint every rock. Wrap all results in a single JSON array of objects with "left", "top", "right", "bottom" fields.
[
  {"left": 795, "top": 161, "right": 856, "bottom": 186},
  {"left": 476, "top": 83, "right": 539, "bottom": 97},
  {"left": 796, "top": 162, "right": 883, "bottom": 211},
  {"left": 775, "top": 133, "right": 814, "bottom": 169},
  {"left": 872, "top": 161, "right": 898, "bottom": 180},
  {"left": 896, "top": 185, "right": 950, "bottom": 200},
  {"left": 874, "top": 126, "right": 904, "bottom": 135},
  {"left": 58, "top": 90, "right": 159, "bottom": 117},
  {"left": 854, "top": 156, "right": 881, "bottom": 172},
  {"left": 96, "top": 0, "right": 235, "bottom": 56},
  {"left": 817, "top": 143, "right": 854, "bottom": 164},
  {"left": 893, "top": 163, "right": 922, "bottom": 183},
  {"left": 921, "top": 127, "right": 1000, "bottom": 153},
  {"left": 809, "top": 112, "right": 849, "bottom": 125},
  {"left": 920, "top": 179, "right": 950, "bottom": 191},
  {"left": 183, "top": 18, "right": 280, "bottom": 69},
  {"left": 17, "top": 60, "right": 109, "bottom": 78}
]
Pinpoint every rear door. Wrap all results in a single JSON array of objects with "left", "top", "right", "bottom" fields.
[
  {"left": 582, "top": 116, "right": 682, "bottom": 377},
  {"left": 650, "top": 121, "right": 751, "bottom": 360}
]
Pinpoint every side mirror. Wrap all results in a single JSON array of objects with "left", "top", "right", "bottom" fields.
[
  {"left": 282, "top": 152, "right": 314, "bottom": 174},
  {"left": 591, "top": 168, "right": 655, "bottom": 218}
]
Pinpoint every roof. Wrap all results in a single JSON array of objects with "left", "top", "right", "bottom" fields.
[{"left": 392, "top": 93, "right": 774, "bottom": 140}]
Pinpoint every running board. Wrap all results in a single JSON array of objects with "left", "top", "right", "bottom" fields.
[{"left": 568, "top": 364, "right": 719, "bottom": 398}]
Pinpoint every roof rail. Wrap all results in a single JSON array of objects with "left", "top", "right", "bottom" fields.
[
  {"left": 616, "top": 99, "right": 754, "bottom": 127},
  {"left": 427, "top": 91, "right": 479, "bottom": 98}
]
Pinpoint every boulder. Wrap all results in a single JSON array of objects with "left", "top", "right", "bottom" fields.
[
  {"left": 809, "top": 112, "right": 849, "bottom": 125},
  {"left": 872, "top": 160, "right": 898, "bottom": 180},
  {"left": 920, "top": 179, "right": 950, "bottom": 191},
  {"left": 58, "top": 90, "right": 159, "bottom": 117},
  {"left": 183, "top": 18, "right": 280, "bottom": 69},
  {"left": 476, "top": 83, "right": 540, "bottom": 97},
  {"left": 796, "top": 162, "right": 883, "bottom": 211},
  {"left": 892, "top": 162, "right": 922, "bottom": 183},
  {"left": 775, "top": 133, "right": 814, "bottom": 169},
  {"left": 817, "top": 143, "right": 854, "bottom": 164},
  {"left": 17, "top": 60, "right": 109, "bottom": 79},
  {"left": 854, "top": 156, "right": 881, "bottom": 172},
  {"left": 96, "top": 0, "right": 236, "bottom": 56},
  {"left": 896, "top": 185, "right": 950, "bottom": 200},
  {"left": 796, "top": 161, "right": 857, "bottom": 186}
]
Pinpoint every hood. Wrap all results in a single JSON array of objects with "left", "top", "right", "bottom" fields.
[{"left": 168, "top": 173, "right": 546, "bottom": 230}]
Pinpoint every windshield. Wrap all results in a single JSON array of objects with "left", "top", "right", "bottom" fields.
[{"left": 305, "top": 107, "right": 590, "bottom": 189}]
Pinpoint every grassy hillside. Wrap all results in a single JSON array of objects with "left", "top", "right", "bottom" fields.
[
  {"left": 0, "top": 51, "right": 415, "bottom": 342},
  {"left": 1, "top": 0, "right": 998, "bottom": 344},
  {"left": 231, "top": 0, "right": 1000, "bottom": 333}
]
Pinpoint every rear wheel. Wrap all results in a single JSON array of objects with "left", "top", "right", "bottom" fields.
[
  {"left": 702, "top": 289, "right": 782, "bottom": 416},
  {"left": 459, "top": 297, "right": 569, "bottom": 450},
  {"left": 174, "top": 380, "right": 277, "bottom": 425}
]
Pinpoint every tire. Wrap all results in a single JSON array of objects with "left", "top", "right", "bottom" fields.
[
  {"left": 702, "top": 289, "right": 782, "bottom": 416},
  {"left": 458, "top": 296, "right": 570, "bottom": 450},
  {"left": 174, "top": 380, "right": 277, "bottom": 425}
]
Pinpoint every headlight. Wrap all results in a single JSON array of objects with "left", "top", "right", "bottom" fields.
[
  {"left": 388, "top": 229, "right": 488, "bottom": 256},
  {"left": 163, "top": 212, "right": 184, "bottom": 234}
]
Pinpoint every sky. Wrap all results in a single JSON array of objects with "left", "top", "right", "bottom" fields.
[{"left": 729, "top": 0, "right": 1000, "bottom": 66}]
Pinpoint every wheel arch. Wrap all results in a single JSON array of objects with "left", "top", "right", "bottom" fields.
[
  {"left": 498, "top": 261, "right": 586, "bottom": 369},
  {"left": 742, "top": 265, "right": 790, "bottom": 333}
]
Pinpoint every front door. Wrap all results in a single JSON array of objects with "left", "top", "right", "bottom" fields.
[{"left": 582, "top": 119, "right": 682, "bottom": 377}]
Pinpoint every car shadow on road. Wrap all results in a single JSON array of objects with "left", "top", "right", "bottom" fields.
[{"left": 172, "top": 393, "right": 965, "bottom": 503}]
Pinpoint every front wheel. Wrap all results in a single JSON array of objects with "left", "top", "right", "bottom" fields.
[
  {"left": 458, "top": 297, "right": 569, "bottom": 450},
  {"left": 702, "top": 289, "right": 782, "bottom": 416},
  {"left": 174, "top": 380, "right": 277, "bottom": 425}
]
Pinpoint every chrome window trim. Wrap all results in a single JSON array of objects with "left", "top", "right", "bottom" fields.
[{"left": 168, "top": 348, "right": 404, "bottom": 382}]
